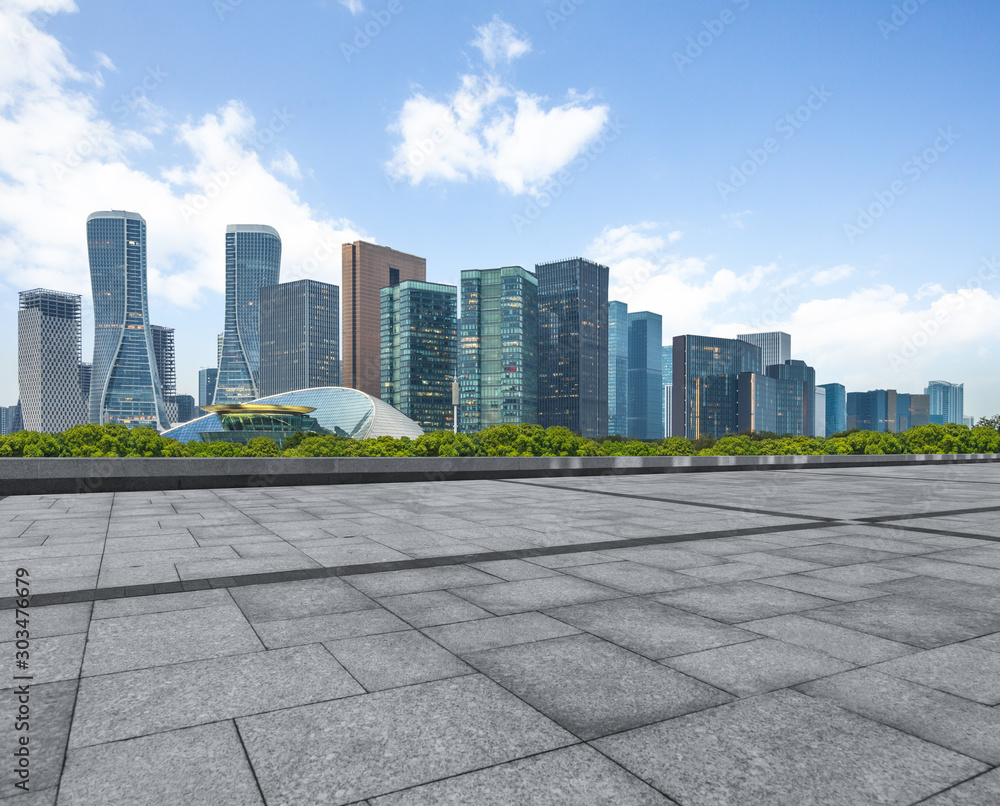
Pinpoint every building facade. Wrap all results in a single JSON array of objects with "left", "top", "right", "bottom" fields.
[
  {"left": 342, "top": 242, "right": 426, "bottom": 398},
  {"left": 626, "top": 312, "right": 663, "bottom": 440},
  {"left": 815, "top": 386, "right": 827, "bottom": 438},
  {"left": 86, "top": 211, "right": 169, "bottom": 429},
  {"left": 459, "top": 267, "right": 538, "bottom": 433},
  {"left": 199, "top": 368, "right": 219, "bottom": 411},
  {"left": 17, "top": 289, "right": 88, "bottom": 433},
  {"left": 673, "top": 335, "right": 761, "bottom": 440},
  {"left": 736, "top": 372, "right": 806, "bottom": 435},
  {"left": 737, "top": 332, "right": 791, "bottom": 375},
  {"left": 381, "top": 280, "right": 458, "bottom": 432},
  {"left": 818, "top": 383, "right": 846, "bottom": 435},
  {"left": 765, "top": 360, "right": 817, "bottom": 437},
  {"left": 150, "top": 325, "right": 176, "bottom": 399},
  {"left": 608, "top": 301, "right": 629, "bottom": 437},
  {"left": 662, "top": 346, "right": 673, "bottom": 438},
  {"left": 214, "top": 225, "right": 282, "bottom": 404},
  {"left": 536, "top": 257, "right": 609, "bottom": 438},
  {"left": 259, "top": 279, "right": 340, "bottom": 398},
  {"left": 926, "top": 381, "right": 964, "bottom": 425}
]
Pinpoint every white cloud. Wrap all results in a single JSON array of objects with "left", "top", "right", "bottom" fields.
[
  {"left": 723, "top": 210, "right": 752, "bottom": 229},
  {"left": 811, "top": 264, "right": 855, "bottom": 286},
  {"left": 270, "top": 150, "right": 302, "bottom": 179},
  {"left": 386, "top": 21, "right": 608, "bottom": 195},
  {"left": 472, "top": 15, "right": 531, "bottom": 67},
  {"left": 339, "top": 0, "right": 364, "bottom": 15}
]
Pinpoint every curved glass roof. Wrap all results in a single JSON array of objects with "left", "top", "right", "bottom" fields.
[{"left": 162, "top": 387, "right": 424, "bottom": 443}]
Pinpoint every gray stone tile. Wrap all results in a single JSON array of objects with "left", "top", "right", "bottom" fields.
[
  {"left": 70, "top": 644, "right": 362, "bottom": 748},
  {"left": 594, "top": 689, "right": 987, "bottom": 806},
  {"left": 58, "top": 722, "right": 263, "bottom": 806},
  {"left": 96, "top": 563, "right": 181, "bottom": 587},
  {"left": 758, "top": 573, "right": 891, "bottom": 602},
  {"left": 872, "top": 645, "right": 1000, "bottom": 705},
  {"left": 376, "top": 590, "right": 492, "bottom": 627},
  {"left": 743, "top": 614, "right": 918, "bottom": 665},
  {"left": 238, "top": 675, "right": 573, "bottom": 806},
  {"left": 325, "top": 630, "right": 471, "bottom": 691},
  {"left": 92, "top": 589, "right": 231, "bottom": 619},
  {"left": 926, "top": 545, "right": 1000, "bottom": 569},
  {"left": 0, "top": 634, "right": 85, "bottom": 685},
  {"left": 175, "top": 555, "right": 321, "bottom": 579},
  {"left": 465, "top": 633, "right": 732, "bottom": 740},
  {"left": 662, "top": 637, "right": 854, "bottom": 697},
  {"left": 603, "top": 546, "right": 723, "bottom": 570},
  {"left": 451, "top": 576, "right": 625, "bottom": 615},
  {"left": 0, "top": 680, "right": 76, "bottom": 794},
  {"left": 876, "top": 575, "right": 1000, "bottom": 614},
  {"left": 230, "top": 577, "right": 376, "bottom": 622},
  {"left": 807, "top": 595, "right": 1000, "bottom": 649},
  {"left": 423, "top": 613, "right": 581, "bottom": 655},
  {"left": 253, "top": 608, "right": 409, "bottom": 649},
  {"left": 799, "top": 669, "right": 1000, "bottom": 765},
  {"left": 0, "top": 603, "right": 90, "bottom": 642},
  {"left": 526, "top": 552, "right": 620, "bottom": 569},
  {"left": 919, "top": 769, "right": 1000, "bottom": 805},
  {"left": 369, "top": 745, "right": 676, "bottom": 805},
  {"left": 346, "top": 566, "right": 500, "bottom": 597},
  {"left": 775, "top": 543, "right": 901, "bottom": 565},
  {"left": 545, "top": 597, "right": 758, "bottom": 660},
  {"left": 801, "top": 563, "right": 917, "bottom": 585},
  {"left": 653, "top": 581, "right": 832, "bottom": 624},
  {"left": 82, "top": 604, "right": 263, "bottom": 676},
  {"left": 678, "top": 561, "right": 778, "bottom": 583},
  {"left": 878, "top": 556, "right": 1000, "bottom": 586},
  {"left": 966, "top": 632, "right": 1000, "bottom": 654},
  {"left": 466, "top": 559, "right": 558, "bottom": 580},
  {"left": 0, "top": 787, "right": 57, "bottom": 804},
  {"left": 562, "top": 561, "right": 706, "bottom": 594}
]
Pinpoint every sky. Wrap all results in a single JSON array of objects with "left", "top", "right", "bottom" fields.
[{"left": 1, "top": 0, "right": 998, "bottom": 416}]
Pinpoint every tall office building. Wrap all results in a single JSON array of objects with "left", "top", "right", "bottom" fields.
[
  {"left": 217, "top": 333, "right": 224, "bottom": 368},
  {"left": 847, "top": 390, "right": 901, "bottom": 432},
  {"left": 17, "top": 289, "right": 88, "bottom": 432},
  {"left": 673, "top": 335, "right": 761, "bottom": 440},
  {"left": 627, "top": 312, "right": 663, "bottom": 440},
  {"left": 662, "top": 346, "right": 673, "bottom": 438},
  {"left": 150, "top": 325, "right": 176, "bottom": 398},
  {"left": 736, "top": 372, "right": 807, "bottom": 435},
  {"left": 738, "top": 332, "right": 791, "bottom": 375},
  {"left": 608, "top": 301, "right": 629, "bottom": 436},
  {"left": 765, "top": 360, "right": 817, "bottom": 437},
  {"left": 536, "top": 257, "right": 609, "bottom": 438},
  {"left": 814, "top": 387, "right": 827, "bottom": 438},
  {"left": 198, "top": 368, "right": 219, "bottom": 411},
  {"left": 4, "top": 404, "right": 22, "bottom": 435},
  {"left": 79, "top": 363, "right": 92, "bottom": 407},
  {"left": 381, "top": 280, "right": 458, "bottom": 431},
  {"left": 214, "top": 225, "right": 281, "bottom": 404},
  {"left": 909, "top": 394, "right": 930, "bottom": 428},
  {"left": 818, "top": 383, "right": 846, "bottom": 435},
  {"left": 86, "top": 211, "right": 169, "bottom": 428},
  {"left": 259, "top": 279, "right": 340, "bottom": 397},
  {"left": 459, "top": 267, "right": 538, "bottom": 433},
  {"left": 926, "top": 381, "right": 964, "bottom": 425},
  {"left": 342, "top": 241, "right": 426, "bottom": 398}
]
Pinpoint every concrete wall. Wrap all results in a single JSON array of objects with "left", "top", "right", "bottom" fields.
[{"left": 0, "top": 453, "right": 998, "bottom": 496}]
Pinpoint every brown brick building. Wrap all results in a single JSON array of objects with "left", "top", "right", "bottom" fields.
[{"left": 341, "top": 242, "right": 426, "bottom": 397}]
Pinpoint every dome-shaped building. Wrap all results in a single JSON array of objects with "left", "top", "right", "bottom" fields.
[{"left": 162, "top": 387, "right": 424, "bottom": 444}]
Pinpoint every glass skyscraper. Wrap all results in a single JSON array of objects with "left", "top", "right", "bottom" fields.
[
  {"left": 662, "top": 346, "right": 673, "bottom": 438},
  {"left": 765, "top": 360, "right": 817, "bottom": 436},
  {"left": 818, "top": 383, "right": 847, "bottom": 435},
  {"left": 459, "top": 267, "right": 538, "bottom": 433},
  {"left": 86, "top": 211, "right": 169, "bottom": 428},
  {"left": 673, "top": 335, "right": 760, "bottom": 440},
  {"left": 815, "top": 387, "right": 827, "bottom": 438},
  {"left": 536, "top": 257, "right": 609, "bottom": 438},
  {"left": 626, "top": 312, "right": 663, "bottom": 440},
  {"left": 150, "top": 325, "right": 176, "bottom": 399},
  {"left": 608, "top": 301, "right": 629, "bottom": 437},
  {"left": 214, "top": 225, "right": 281, "bottom": 404},
  {"left": 259, "top": 279, "right": 340, "bottom": 397},
  {"left": 736, "top": 372, "right": 805, "bottom": 435},
  {"left": 381, "top": 280, "right": 458, "bottom": 432},
  {"left": 737, "top": 331, "right": 791, "bottom": 374},
  {"left": 926, "top": 380, "right": 964, "bottom": 425},
  {"left": 198, "top": 368, "right": 219, "bottom": 411}
]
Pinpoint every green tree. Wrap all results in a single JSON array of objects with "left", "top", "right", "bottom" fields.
[{"left": 240, "top": 437, "right": 283, "bottom": 457}]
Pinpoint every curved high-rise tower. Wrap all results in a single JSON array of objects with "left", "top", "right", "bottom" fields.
[
  {"left": 213, "top": 225, "right": 281, "bottom": 404},
  {"left": 86, "top": 211, "right": 169, "bottom": 429}
]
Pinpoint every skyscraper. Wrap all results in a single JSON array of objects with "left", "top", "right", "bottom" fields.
[
  {"left": 673, "top": 335, "right": 761, "bottom": 440},
  {"left": 608, "top": 301, "right": 629, "bottom": 436},
  {"left": 737, "top": 332, "right": 791, "bottom": 375},
  {"left": 86, "top": 211, "right": 169, "bottom": 428},
  {"left": 818, "top": 383, "right": 846, "bottom": 435},
  {"left": 736, "top": 371, "right": 806, "bottom": 435},
  {"left": 847, "top": 390, "right": 898, "bottom": 432},
  {"left": 765, "top": 360, "right": 817, "bottom": 436},
  {"left": 662, "top": 346, "right": 674, "bottom": 438},
  {"left": 150, "top": 325, "right": 176, "bottom": 398},
  {"left": 926, "top": 380, "right": 964, "bottom": 425},
  {"left": 214, "top": 225, "right": 282, "bottom": 404},
  {"left": 381, "top": 280, "right": 458, "bottom": 431},
  {"left": 536, "top": 257, "right": 609, "bottom": 438},
  {"left": 815, "top": 386, "right": 827, "bottom": 438},
  {"left": 259, "top": 279, "right": 340, "bottom": 397},
  {"left": 626, "top": 312, "right": 663, "bottom": 440},
  {"left": 342, "top": 241, "right": 426, "bottom": 398},
  {"left": 198, "top": 368, "right": 219, "bottom": 411},
  {"left": 459, "top": 267, "right": 538, "bottom": 433},
  {"left": 17, "top": 289, "right": 88, "bottom": 432}
]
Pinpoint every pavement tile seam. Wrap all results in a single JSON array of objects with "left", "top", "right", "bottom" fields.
[{"left": 910, "top": 769, "right": 1000, "bottom": 805}]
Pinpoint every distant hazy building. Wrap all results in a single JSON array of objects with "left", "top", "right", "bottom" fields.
[
  {"left": 164, "top": 394, "right": 196, "bottom": 426},
  {"left": 381, "top": 280, "right": 457, "bottom": 432},
  {"left": 673, "top": 335, "right": 761, "bottom": 440},
  {"left": 215, "top": 225, "right": 282, "bottom": 404},
  {"left": 150, "top": 325, "right": 176, "bottom": 399},
  {"left": 78, "top": 363, "right": 92, "bottom": 409},
  {"left": 198, "top": 368, "right": 219, "bottom": 411},
  {"left": 608, "top": 301, "right": 629, "bottom": 437},
  {"left": 17, "top": 289, "right": 88, "bottom": 433},
  {"left": 4, "top": 403, "right": 22, "bottom": 435},
  {"left": 459, "top": 267, "right": 538, "bottom": 433},
  {"left": 926, "top": 381, "right": 964, "bottom": 425},
  {"left": 815, "top": 386, "right": 827, "bottom": 438},
  {"left": 964, "top": 415, "right": 976, "bottom": 428},
  {"left": 909, "top": 394, "right": 930, "bottom": 428},
  {"left": 738, "top": 332, "right": 791, "bottom": 375},
  {"left": 627, "top": 312, "right": 663, "bottom": 440},
  {"left": 86, "top": 211, "right": 168, "bottom": 428},
  {"left": 765, "top": 360, "right": 817, "bottom": 437},
  {"left": 818, "top": 383, "right": 846, "bottom": 435},
  {"left": 342, "top": 241, "right": 426, "bottom": 398},
  {"left": 536, "top": 257, "right": 609, "bottom": 438},
  {"left": 662, "top": 347, "right": 674, "bottom": 438},
  {"left": 260, "top": 279, "right": 340, "bottom": 398}
]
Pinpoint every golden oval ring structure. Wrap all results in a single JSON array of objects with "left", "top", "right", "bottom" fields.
[{"left": 202, "top": 404, "right": 317, "bottom": 415}]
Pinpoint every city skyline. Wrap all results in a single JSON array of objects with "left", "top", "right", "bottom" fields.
[{"left": 0, "top": 2, "right": 997, "bottom": 417}]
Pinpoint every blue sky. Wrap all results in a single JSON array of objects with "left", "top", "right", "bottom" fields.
[{"left": 1, "top": 0, "right": 998, "bottom": 416}]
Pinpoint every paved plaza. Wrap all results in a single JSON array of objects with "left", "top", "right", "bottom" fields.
[{"left": 3, "top": 464, "right": 1000, "bottom": 804}]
